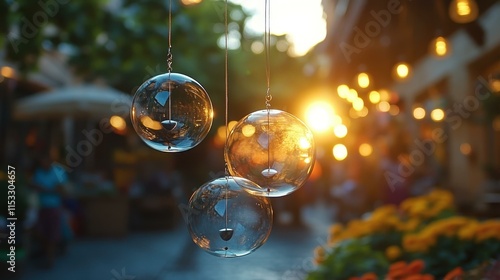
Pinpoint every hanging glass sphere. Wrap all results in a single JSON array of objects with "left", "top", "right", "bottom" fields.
[
  {"left": 187, "top": 176, "right": 273, "bottom": 258},
  {"left": 225, "top": 109, "right": 315, "bottom": 197},
  {"left": 130, "top": 73, "right": 213, "bottom": 152}
]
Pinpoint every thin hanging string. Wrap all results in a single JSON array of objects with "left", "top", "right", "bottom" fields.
[
  {"left": 224, "top": 0, "right": 229, "bottom": 231},
  {"left": 264, "top": 0, "right": 272, "bottom": 108},
  {"left": 167, "top": 0, "right": 173, "bottom": 121},
  {"left": 265, "top": 0, "right": 272, "bottom": 174}
]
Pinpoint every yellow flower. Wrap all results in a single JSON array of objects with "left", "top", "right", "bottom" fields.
[
  {"left": 371, "top": 204, "right": 398, "bottom": 220},
  {"left": 397, "top": 218, "right": 420, "bottom": 232},
  {"left": 402, "top": 234, "right": 429, "bottom": 253},
  {"left": 458, "top": 221, "right": 478, "bottom": 240},
  {"left": 385, "top": 245, "right": 402, "bottom": 260},
  {"left": 329, "top": 223, "right": 343, "bottom": 238},
  {"left": 313, "top": 246, "right": 327, "bottom": 264},
  {"left": 475, "top": 220, "right": 500, "bottom": 242}
]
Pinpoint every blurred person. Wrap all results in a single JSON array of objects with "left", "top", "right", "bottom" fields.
[{"left": 30, "top": 155, "right": 69, "bottom": 268}]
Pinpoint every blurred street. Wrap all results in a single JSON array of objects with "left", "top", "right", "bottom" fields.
[{"left": 17, "top": 203, "right": 334, "bottom": 280}]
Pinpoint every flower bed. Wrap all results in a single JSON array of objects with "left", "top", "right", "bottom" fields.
[{"left": 307, "top": 189, "right": 500, "bottom": 280}]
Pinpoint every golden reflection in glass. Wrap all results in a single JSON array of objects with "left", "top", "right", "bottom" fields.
[
  {"left": 140, "top": 116, "right": 163, "bottom": 130},
  {"left": 225, "top": 109, "right": 315, "bottom": 197}
]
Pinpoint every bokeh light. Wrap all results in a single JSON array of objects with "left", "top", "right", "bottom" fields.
[
  {"left": 359, "top": 143, "right": 373, "bottom": 157},
  {"left": 377, "top": 101, "right": 391, "bottom": 112},
  {"left": 333, "top": 124, "right": 348, "bottom": 138},
  {"left": 431, "top": 36, "right": 450, "bottom": 57},
  {"left": 110, "top": 115, "right": 127, "bottom": 131},
  {"left": 357, "top": 72, "right": 370, "bottom": 88},
  {"left": 394, "top": 62, "right": 411, "bottom": 80},
  {"left": 369, "top": 91, "right": 381, "bottom": 104},
  {"left": 332, "top": 144, "right": 348, "bottom": 161},
  {"left": 431, "top": 108, "right": 445, "bottom": 122},
  {"left": 337, "top": 84, "right": 350, "bottom": 99},
  {"left": 460, "top": 142, "right": 472, "bottom": 155},
  {"left": 413, "top": 107, "right": 426, "bottom": 120}
]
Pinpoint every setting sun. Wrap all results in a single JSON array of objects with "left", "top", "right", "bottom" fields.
[
  {"left": 305, "top": 101, "right": 335, "bottom": 133},
  {"left": 231, "top": 0, "right": 326, "bottom": 56}
]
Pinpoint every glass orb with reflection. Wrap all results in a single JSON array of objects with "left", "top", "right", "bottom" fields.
[
  {"left": 130, "top": 73, "right": 213, "bottom": 152},
  {"left": 187, "top": 176, "right": 273, "bottom": 258},
  {"left": 225, "top": 109, "right": 315, "bottom": 197}
]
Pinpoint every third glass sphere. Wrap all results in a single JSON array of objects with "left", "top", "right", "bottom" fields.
[
  {"left": 130, "top": 73, "right": 213, "bottom": 152},
  {"left": 187, "top": 176, "right": 273, "bottom": 258},
  {"left": 225, "top": 109, "right": 316, "bottom": 197}
]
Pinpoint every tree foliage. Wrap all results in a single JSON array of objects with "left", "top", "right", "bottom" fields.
[{"left": 1, "top": 0, "right": 310, "bottom": 118}]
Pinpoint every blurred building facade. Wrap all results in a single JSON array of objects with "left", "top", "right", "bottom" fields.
[{"left": 317, "top": 0, "right": 500, "bottom": 212}]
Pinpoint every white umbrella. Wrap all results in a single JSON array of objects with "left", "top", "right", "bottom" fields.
[{"left": 13, "top": 84, "right": 132, "bottom": 120}]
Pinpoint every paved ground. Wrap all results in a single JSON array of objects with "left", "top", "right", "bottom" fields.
[{"left": 11, "top": 203, "right": 335, "bottom": 280}]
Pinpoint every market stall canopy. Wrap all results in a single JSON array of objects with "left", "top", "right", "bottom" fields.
[{"left": 13, "top": 84, "right": 132, "bottom": 120}]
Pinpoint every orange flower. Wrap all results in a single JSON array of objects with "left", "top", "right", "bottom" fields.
[
  {"left": 388, "top": 261, "right": 408, "bottom": 278},
  {"left": 443, "top": 267, "right": 463, "bottom": 280},
  {"left": 421, "top": 274, "right": 435, "bottom": 280},
  {"left": 360, "top": 272, "right": 378, "bottom": 280},
  {"left": 407, "top": 260, "right": 425, "bottom": 275}
]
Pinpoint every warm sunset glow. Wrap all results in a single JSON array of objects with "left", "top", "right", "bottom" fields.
[
  {"left": 305, "top": 101, "right": 335, "bottom": 133},
  {"left": 233, "top": 0, "right": 326, "bottom": 56}
]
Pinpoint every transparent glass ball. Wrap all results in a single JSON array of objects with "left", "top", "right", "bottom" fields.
[
  {"left": 130, "top": 73, "right": 213, "bottom": 152},
  {"left": 225, "top": 109, "right": 315, "bottom": 197},
  {"left": 187, "top": 176, "right": 273, "bottom": 258}
]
